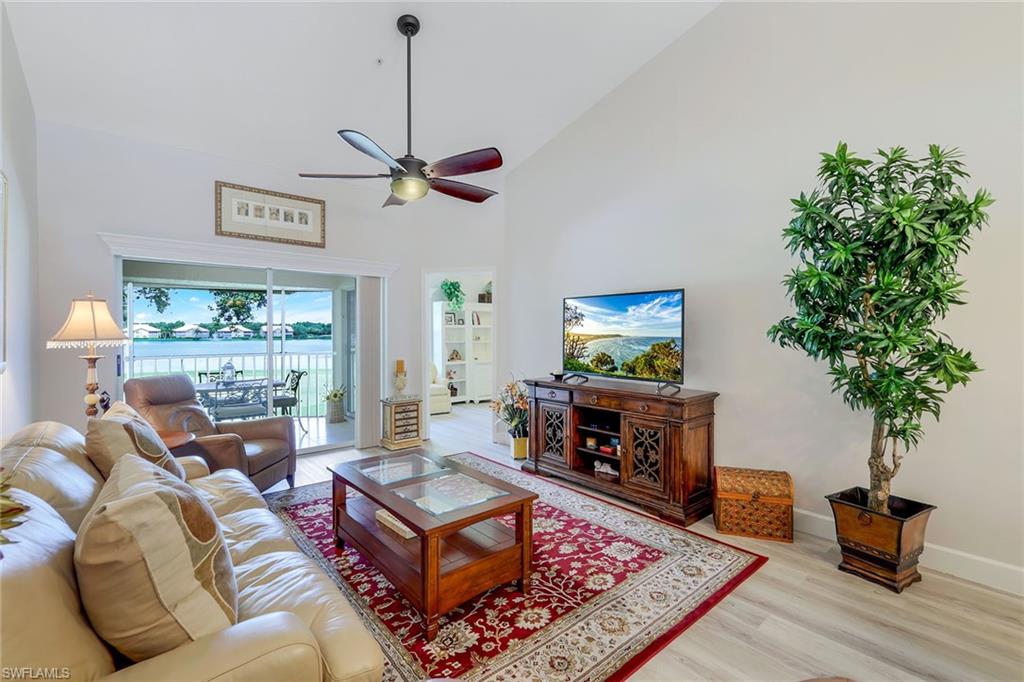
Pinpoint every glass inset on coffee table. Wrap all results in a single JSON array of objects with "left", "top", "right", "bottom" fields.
[
  {"left": 329, "top": 450, "right": 537, "bottom": 642},
  {"left": 356, "top": 453, "right": 446, "bottom": 484},
  {"left": 394, "top": 472, "right": 509, "bottom": 515}
]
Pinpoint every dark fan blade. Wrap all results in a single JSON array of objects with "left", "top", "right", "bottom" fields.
[
  {"left": 298, "top": 173, "right": 390, "bottom": 179},
  {"left": 382, "top": 193, "right": 407, "bottom": 208},
  {"left": 338, "top": 130, "right": 403, "bottom": 172},
  {"left": 429, "top": 178, "right": 498, "bottom": 203},
  {"left": 423, "top": 148, "right": 503, "bottom": 178}
]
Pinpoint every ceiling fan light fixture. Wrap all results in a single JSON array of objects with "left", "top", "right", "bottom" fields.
[
  {"left": 391, "top": 175, "right": 429, "bottom": 201},
  {"left": 298, "top": 14, "right": 501, "bottom": 207}
]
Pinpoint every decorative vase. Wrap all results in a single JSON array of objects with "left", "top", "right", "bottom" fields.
[
  {"left": 510, "top": 436, "right": 528, "bottom": 460},
  {"left": 825, "top": 486, "right": 935, "bottom": 593},
  {"left": 326, "top": 399, "right": 346, "bottom": 424},
  {"left": 394, "top": 371, "right": 407, "bottom": 397}
]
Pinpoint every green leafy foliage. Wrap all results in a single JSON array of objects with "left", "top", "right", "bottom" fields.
[
  {"left": 440, "top": 280, "right": 465, "bottom": 311},
  {"left": 620, "top": 340, "right": 682, "bottom": 381},
  {"left": 590, "top": 352, "right": 618, "bottom": 372},
  {"left": 563, "top": 303, "right": 588, "bottom": 361},
  {"left": 122, "top": 286, "right": 171, "bottom": 323},
  {"left": 209, "top": 291, "right": 268, "bottom": 324},
  {"left": 767, "top": 142, "right": 991, "bottom": 508}
]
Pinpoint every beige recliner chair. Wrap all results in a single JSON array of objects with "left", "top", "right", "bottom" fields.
[{"left": 124, "top": 373, "right": 296, "bottom": 492}]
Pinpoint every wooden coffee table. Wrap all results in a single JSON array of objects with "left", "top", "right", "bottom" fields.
[{"left": 329, "top": 451, "right": 537, "bottom": 641}]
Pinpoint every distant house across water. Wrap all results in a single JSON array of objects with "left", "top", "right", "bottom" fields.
[
  {"left": 260, "top": 324, "right": 294, "bottom": 338},
  {"left": 173, "top": 323, "right": 210, "bottom": 339},
  {"left": 226, "top": 324, "right": 255, "bottom": 339},
  {"left": 133, "top": 323, "right": 161, "bottom": 339}
]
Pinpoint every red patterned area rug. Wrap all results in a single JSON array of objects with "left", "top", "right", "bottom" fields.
[{"left": 265, "top": 453, "right": 765, "bottom": 681}]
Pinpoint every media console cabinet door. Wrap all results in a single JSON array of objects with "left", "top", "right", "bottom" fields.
[
  {"left": 621, "top": 415, "right": 671, "bottom": 500},
  {"left": 536, "top": 402, "right": 570, "bottom": 468}
]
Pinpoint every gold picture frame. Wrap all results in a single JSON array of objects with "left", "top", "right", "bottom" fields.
[{"left": 215, "top": 180, "right": 326, "bottom": 248}]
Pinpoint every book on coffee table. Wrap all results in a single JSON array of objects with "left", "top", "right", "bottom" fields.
[{"left": 374, "top": 508, "right": 416, "bottom": 539}]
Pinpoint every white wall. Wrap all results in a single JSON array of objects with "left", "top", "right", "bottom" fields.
[
  {"left": 0, "top": 6, "right": 39, "bottom": 438},
  {"left": 502, "top": 2, "right": 1022, "bottom": 591},
  {"left": 35, "top": 121, "right": 504, "bottom": 430}
]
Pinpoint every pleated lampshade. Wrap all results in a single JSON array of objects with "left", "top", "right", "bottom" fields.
[{"left": 47, "top": 293, "right": 128, "bottom": 350}]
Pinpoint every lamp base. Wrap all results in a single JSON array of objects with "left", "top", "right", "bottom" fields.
[{"left": 79, "top": 355, "right": 105, "bottom": 417}]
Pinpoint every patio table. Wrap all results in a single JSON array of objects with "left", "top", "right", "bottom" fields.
[
  {"left": 195, "top": 379, "right": 287, "bottom": 421},
  {"left": 194, "top": 380, "right": 285, "bottom": 394}
]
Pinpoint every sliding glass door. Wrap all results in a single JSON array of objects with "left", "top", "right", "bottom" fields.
[{"left": 121, "top": 259, "right": 357, "bottom": 451}]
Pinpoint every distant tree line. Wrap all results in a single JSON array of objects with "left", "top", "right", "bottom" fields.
[{"left": 127, "top": 286, "right": 332, "bottom": 339}]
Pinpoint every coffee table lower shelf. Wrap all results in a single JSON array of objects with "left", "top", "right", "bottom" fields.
[{"left": 333, "top": 491, "right": 532, "bottom": 640}]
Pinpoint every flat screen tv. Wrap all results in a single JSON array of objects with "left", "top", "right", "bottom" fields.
[{"left": 563, "top": 289, "right": 684, "bottom": 383}]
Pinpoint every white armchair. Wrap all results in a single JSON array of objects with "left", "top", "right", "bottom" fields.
[{"left": 429, "top": 363, "right": 452, "bottom": 415}]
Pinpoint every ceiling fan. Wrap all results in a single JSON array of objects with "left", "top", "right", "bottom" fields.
[{"left": 299, "top": 14, "right": 502, "bottom": 207}]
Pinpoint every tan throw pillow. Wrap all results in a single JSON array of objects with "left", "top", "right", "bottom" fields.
[
  {"left": 86, "top": 401, "right": 185, "bottom": 480},
  {"left": 74, "top": 454, "right": 238, "bottom": 661}
]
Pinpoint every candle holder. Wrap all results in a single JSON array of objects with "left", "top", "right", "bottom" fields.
[{"left": 393, "top": 370, "right": 408, "bottom": 397}]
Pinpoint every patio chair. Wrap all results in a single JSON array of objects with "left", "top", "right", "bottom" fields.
[
  {"left": 273, "top": 369, "right": 308, "bottom": 434},
  {"left": 123, "top": 373, "right": 295, "bottom": 491}
]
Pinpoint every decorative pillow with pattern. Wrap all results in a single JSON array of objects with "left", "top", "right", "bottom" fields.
[
  {"left": 85, "top": 401, "right": 186, "bottom": 480},
  {"left": 74, "top": 454, "right": 238, "bottom": 661}
]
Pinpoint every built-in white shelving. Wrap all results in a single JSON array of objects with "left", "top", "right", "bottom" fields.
[{"left": 437, "top": 301, "right": 493, "bottom": 404}]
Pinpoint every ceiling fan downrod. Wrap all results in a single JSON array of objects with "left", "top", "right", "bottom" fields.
[{"left": 397, "top": 14, "right": 420, "bottom": 157}]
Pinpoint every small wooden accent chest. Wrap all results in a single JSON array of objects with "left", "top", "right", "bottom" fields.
[
  {"left": 713, "top": 466, "right": 794, "bottom": 542},
  {"left": 381, "top": 396, "right": 423, "bottom": 450}
]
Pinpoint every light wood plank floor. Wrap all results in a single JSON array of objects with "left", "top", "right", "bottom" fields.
[{"left": 269, "top": 404, "right": 1024, "bottom": 682}]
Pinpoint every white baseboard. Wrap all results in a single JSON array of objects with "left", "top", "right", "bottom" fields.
[{"left": 793, "top": 507, "right": 1024, "bottom": 596}]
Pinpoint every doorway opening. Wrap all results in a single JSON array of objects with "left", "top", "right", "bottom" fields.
[
  {"left": 422, "top": 270, "right": 497, "bottom": 449},
  {"left": 121, "top": 259, "right": 357, "bottom": 452}
]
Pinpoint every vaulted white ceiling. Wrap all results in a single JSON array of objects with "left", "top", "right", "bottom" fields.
[{"left": 6, "top": 2, "right": 715, "bottom": 178}]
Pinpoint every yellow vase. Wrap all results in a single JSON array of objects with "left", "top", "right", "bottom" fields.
[{"left": 510, "top": 436, "right": 528, "bottom": 460}]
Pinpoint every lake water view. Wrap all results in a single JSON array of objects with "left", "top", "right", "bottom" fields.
[{"left": 131, "top": 338, "right": 334, "bottom": 356}]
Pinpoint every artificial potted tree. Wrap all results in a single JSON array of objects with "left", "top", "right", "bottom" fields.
[{"left": 768, "top": 142, "right": 992, "bottom": 592}]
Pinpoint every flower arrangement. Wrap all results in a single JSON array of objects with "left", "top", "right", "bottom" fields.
[
  {"left": 1, "top": 468, "right": 29, "bottom": 549},
  {"left": 491, "top": 379, "right": 529, "bottom": 438},
  {"left": 440, "top": 279, "right": 465, "bottom": 311},
  {"left": 323, "top": 385, "right": 348, "bottom": 403}
]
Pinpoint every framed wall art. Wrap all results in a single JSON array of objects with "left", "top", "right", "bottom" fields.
[{"left": 215, "top": 181, "right": 326, "bottom": 248}]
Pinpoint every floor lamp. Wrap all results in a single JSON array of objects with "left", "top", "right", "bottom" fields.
[{"left": 47, "top": 293, "right": 128, "bottom": 417}]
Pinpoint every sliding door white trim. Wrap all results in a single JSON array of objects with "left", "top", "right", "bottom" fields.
[
  {"left": 98, "top": 232, "right": 399, "bottom": 277},
  {"left": 356, "top": 276, "right": 383, "bottom": 448}
]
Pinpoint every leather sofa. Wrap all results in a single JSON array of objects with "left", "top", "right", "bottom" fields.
[
  {"left": 124, "top": 373, "right": 296, "bottom": 492},
  {"left": 0, "top": 421, "right": 385, "bottom": 682}
]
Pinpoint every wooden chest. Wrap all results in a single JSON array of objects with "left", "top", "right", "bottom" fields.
[
  {"left": 713, "top": 466, "right": 793, "bottom": 542},
  {"left": 381, "top": 396, "right": 423, "bottom": 450}
]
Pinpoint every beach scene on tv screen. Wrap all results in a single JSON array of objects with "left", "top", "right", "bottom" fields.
[{"left": 563, "top": 291, "right": 683, "bottom": 382}]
